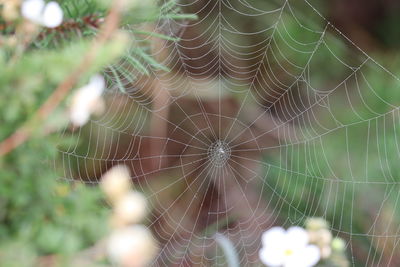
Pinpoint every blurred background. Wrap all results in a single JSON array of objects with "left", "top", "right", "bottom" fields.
[{"left": 1, "top": 0, "right": 400, "bottom": 266}]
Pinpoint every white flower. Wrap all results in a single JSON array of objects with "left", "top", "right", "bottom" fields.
[
  {"left": 259, "top": 226, "right": 320, "bottom": 267},
  {"left": 21, "top": 0, "right": 63, "bottom": 28},
  {"left": 100, "top": 165, "right": 131, "bottom": 202},
  {"left": 107, "top": 225, "right": 158, "bottom": 267},
  {"left": 113, "top": 191, "right": 148, "bottom": 226},
  {"left": 70, "top": 74, "right": 105, "bottom": 127}
]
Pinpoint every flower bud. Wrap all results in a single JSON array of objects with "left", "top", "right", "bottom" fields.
[
  {"left": 320, "top": 245, "right": 332, "bottom": 259},
  {"left": 107, "top": 225, "right": 158, "bottom": 267},
  {"left": 332, "top": 237, "right": 346, "bottom": 252},
  {"left": 2, "top": 2, "right": 19, "bottom": 21},
  {"left": 100, "top": 165, "right": 131, "bottom": 203},
  {"left": 112, "top": 191, "right": 147, "bottom": 226},
  {"left": 21, "top": 0, "right": 63, "bottom": 28},
  {"left": 305, "top": 217, "right": 329, "bottom": 231},
  {"left": 70, "top": 75, "right": 105, "bottom": 127},
  {"left": 319, "top": 229, "right": 333, "bottom": 244}
]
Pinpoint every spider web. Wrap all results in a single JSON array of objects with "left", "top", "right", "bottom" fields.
[{"left": 57, "top": 0, "right": 400, "bottom": 265}]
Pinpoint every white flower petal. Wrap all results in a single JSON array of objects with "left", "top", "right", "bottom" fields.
[
  {"left": 114, "top": 191, "right": 147, "bottom": 225},
  {"left": 259, "top": 246, "right": 285, "bottom": 267},
  {"left": 70, "top": 87, "right": 92, "bottom": 126},
  {"left": 261, "top": 227, "right": 286, "bottom": 247},
  {"left": 69, "top": 75, "right": 105, "bottom": 126},
  {"left": 88, "top": 74, "right": 105, "bottom": 96},
  {"left": 283, "top": 245, "right": 320, "bottom": 267},
  {"left": 286, "top": 226, "right": 309, "bottom": 249},
  {"left": 70, "top": 105, "right": 90, "bottom": 126},
  {"left": 100, "top": 165, "right": 131, "bottom": 201},
  {"left": 42, "top": 1, "right": 63, "bottom": 28},
  {"left": 107, "top": 225, "right": 157, "bottom": 266},
  {"left": 21, "top": 0, "right": 45, "bottom": 23},
  {"left": 302, "top": 245, "right": 320, "bottom": 266}
]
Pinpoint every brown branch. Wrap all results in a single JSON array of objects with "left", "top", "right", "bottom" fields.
[
  {"left": 0, "top": 0, "right": 124, "bottom": 157},
  {"left": 1, "top": 15, "right": 103, "bottom": 34},
  {"left": 37, "top": 14, "right": 104, "bottom": 40}
]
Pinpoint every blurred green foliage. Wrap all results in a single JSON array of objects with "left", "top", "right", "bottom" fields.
[{"left": 0, "top": 0, "right": 193, "bottom": 265}]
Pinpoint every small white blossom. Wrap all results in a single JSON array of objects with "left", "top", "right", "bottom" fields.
[
  {"left": 113, "top": 191, "right": 148, "bottom": 226},
  {"left": 100, "top": 165, "right": 131, "bottom": 203},
  {"left": 259, "top": 226, "right": 320, "bottom": 267},
  {"left": 21, "top": 0, "right": 44, "bottom": 22},
  {"left": 70, "top": 74, "right": 105, "bottom": 127},
  {"left": 107, "top": 225, "right": 157, "bottom": 267},
  {"left": 21, "top": 0, "right": 63, "bottom": 28}
]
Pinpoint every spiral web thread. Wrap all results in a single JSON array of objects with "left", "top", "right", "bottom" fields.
[{"left": 57, "top": 0, "right": 400, "bottom": 265}]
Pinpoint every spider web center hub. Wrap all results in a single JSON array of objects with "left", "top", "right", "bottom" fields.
[{"left": 207, "top": 141, "right": 231, "bottom": 167}]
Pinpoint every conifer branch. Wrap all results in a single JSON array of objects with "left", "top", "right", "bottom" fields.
[{"left": 0, "top": 0, "right": 124, "bottom": 156}]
